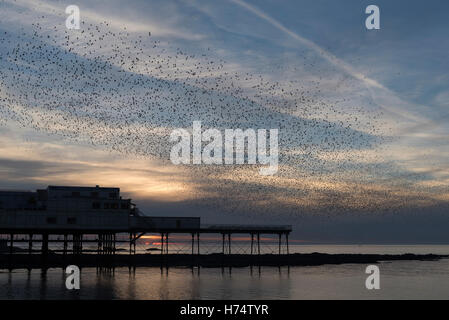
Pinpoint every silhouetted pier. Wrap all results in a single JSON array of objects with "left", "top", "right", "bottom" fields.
[
  {"left": 0, "top": 186, "right": 292, "bottom": 267},
  {"left": 0, "top": 222, "right": 292, "bottom": 257}
]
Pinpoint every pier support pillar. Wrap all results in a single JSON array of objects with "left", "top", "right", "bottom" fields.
[
  {"left": 79, "top": 234, "right": 83, "bottom": 254},
  {"left": 63, "top": 234, "right": 68, "bottom": 256},
  {"left": 160, "top": 233, "right": 164, "bottom": 255},
  {"left": 106, "top": 234, "right": 108, "bottom": 255},
  {"left": 279, "top": 233, "right": 282, "bottom": 254},
  {"left": 42, "top": 233, "right": 49, "bottom": 256},
  {"left": 250, "top": 234, "right": 254, "bottom": 255},
  {"left": 72, "top": 234, "right": 83, "bottom": 255},
  {"left": 197, "top": 233, "right": 200, "bottom": 255},
  {"left": 165, "top": 233, "right": 169, "bottom": 254},
  {"left": 9, "top": 233, "right": 13, "bottom": 255},
  {"left": 98, "top": 234, "right": 102, "bottom": 255},
  {"left": 257, "top": 233, "right": 261, "bottom": 255},
  {"left": 133, "top": 233, "right": 136, "bottom": 254},
  {"left": 28, "top": 234, "right": 33, "bottom": 255},
  {"left": 128, "top": 233, "right": 137, "bottom": 255},
  {"left": 113, "top": 233, "right": 116, "bottom": 255}
]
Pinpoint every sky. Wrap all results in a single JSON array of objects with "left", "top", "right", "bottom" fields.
[{"left": 0, "top": 0, "right": 449, "bottom": 243}]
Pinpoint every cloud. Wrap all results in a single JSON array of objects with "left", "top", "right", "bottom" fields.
[
  {"left": 0, "top": 127, "right": 194, "bottom": 201},
  {"left": 229, "top": 0, "right": 437, "bottom": 125},
  {"left": 7, "top": 0, "right": 205, "bottom": 40},
  {"left": 0, "top": 0, "right": 449, "bottom": 241}
]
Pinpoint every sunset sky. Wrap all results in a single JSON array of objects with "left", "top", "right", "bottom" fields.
[{"left": 1, "top": 0, "right": 449, "bottom": 243}]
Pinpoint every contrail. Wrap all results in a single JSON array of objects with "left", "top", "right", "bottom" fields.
[
  {"left": 228, "top": 0, "right": 428, "bottom": 124},
  {"left": 229, "top": 0, "right": 384, "bottom": 89}
]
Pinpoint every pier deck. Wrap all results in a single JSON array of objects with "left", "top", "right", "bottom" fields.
[{"left": 0, "top": 222, "right": 292, "bottom": 256}]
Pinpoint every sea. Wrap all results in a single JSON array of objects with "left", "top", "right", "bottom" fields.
[{"left": 1, "top": 245, "right": 449, "bottom": 299}]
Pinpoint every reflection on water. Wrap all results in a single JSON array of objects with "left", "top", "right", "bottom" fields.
[{"left": 1, "top": 245, "right": 449, "bottom": 300}]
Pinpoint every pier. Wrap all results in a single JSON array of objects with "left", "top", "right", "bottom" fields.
[
  {"left": 0, "top": 185, "right": 292, "bottom": 263},
  {"left": 0, "top": 223, "right": 292, "bottom": 257}
]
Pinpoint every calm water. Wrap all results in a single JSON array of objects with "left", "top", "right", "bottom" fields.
[{"left": 1, "top": 245, "right": 449, "bottom": 299}]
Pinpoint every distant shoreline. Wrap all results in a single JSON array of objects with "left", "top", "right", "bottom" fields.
[{"left": 1, "top": 252, "right": 447, "bottom": 269}]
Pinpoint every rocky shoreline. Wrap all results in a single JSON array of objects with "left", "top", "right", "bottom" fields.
[{"left": 0, "top": 252, "right": 446, "bottom": 269}]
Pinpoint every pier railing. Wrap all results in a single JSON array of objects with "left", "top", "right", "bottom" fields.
[{"left": 200, "top": 224, "right": 292, "bottom": 233}]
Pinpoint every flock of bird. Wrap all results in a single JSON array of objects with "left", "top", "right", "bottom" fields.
[{"left": 0, "top": 5, "right": 428, "bottom": 217}]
